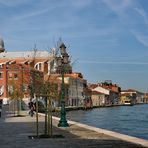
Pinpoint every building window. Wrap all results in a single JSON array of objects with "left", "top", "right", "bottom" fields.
[
  {"left": 39, "top": 63, "right": 42, "bottom": 70},
  {"left": 23, "top": 84, "right": 28, "bottom": 92},
  {"left": 69, "top": 90, "right": 71, "bottom": 95},
  {"left": 0, "top": 72, "right": 3, "bottom": 79},
  {"left": 14, "top": 73, "right": 18, "bottom": 80},
  {"left": 0, "top": 85, "right": 4, "bottom": 96},
  {"left": 0, "top": 64, "right": 4, "bottom": 68},
  {"left": 35, "top": 65, "right": 37, "bottom": 69},
  {"left": 8, "top": 85, "right": 14, "bottom": 95},
  {"left": 9, "top": 73, "right": 12, "bottom": 80},
  {"left": 35, "top": 63, "right": 42, "bottom": 71}
]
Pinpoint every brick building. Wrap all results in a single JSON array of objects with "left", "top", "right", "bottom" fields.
[
  {"left": 0, "top": 37, "right": 86, "bottom": 108},
  {"left": 0, "top": 63, "right": 44, "bottom": 104},
  {"left": 0, "top": 37, "right": 54, "bottom": 104}
]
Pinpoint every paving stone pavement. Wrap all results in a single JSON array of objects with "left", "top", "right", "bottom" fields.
[{"left": 0, "top": 105, "right": 146, "bottom": 148}]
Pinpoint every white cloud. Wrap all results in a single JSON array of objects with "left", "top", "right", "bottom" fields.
[
  {"left": 102, "top": 0, "right": 148, "bottom": 48},
  {"left": 131, "top": 31, "right": 148, "bottom": 47},
  {"left": 102, "top": 0, "right": 132, "bottom": 13},
  {"left": 134, "top": 7, "right": 148, "bottom": 24},
  {"left": 13, "top": 7, "right": 52, "bottom": 21},
  {"left": 10, "top": 0, "right": 92, "bottom": 21},
  {"left": 79, "top": 60, "right": 148, "bottom": 65}
]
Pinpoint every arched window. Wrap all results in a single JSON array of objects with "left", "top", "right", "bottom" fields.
[
  {"left": 0, "top": 72, "right": 3, "bottom": 79},
  {"left": 0, "top": 85, "right": 4, "bottom": 96},
  {"left": 34, "top": 62, "right": 42, "bottom": 71},
  {"left": 0, "top": 63, "right": 4, "bottom": 68}
]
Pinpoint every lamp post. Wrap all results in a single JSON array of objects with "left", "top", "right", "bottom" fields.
[{"left": 57, "top": 43, "right": 69, "bottom": 127}]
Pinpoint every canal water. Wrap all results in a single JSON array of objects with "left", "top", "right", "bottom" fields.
[{"left": 66, "top": 104, "right": 148, "bottom": 140}]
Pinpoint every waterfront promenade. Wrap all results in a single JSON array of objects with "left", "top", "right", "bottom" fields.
[{"left": 0, "top": 106, "right": 147, "bottom": 148}]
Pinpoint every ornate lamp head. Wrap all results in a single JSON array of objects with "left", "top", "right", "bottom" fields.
[
  {"left": 56, "top": 57, "right": 62, "bottom": 66},
  {"left": 63, "top": 53, "right": 69, "bottom": 64},
  {"left": 60, "top": 43, "right": 66, "bottom": 55}
]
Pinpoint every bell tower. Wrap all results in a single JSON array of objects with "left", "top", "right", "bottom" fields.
[{"left": 0, "top": 37, "right": 5, "bottom": 53}]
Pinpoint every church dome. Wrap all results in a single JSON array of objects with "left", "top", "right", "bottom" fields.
[{"left": 0, "top": 37, "right": 5, "bottom": 53}]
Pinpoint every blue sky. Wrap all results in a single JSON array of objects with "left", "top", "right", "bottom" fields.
[{"left": 0, "top": 0, "right": 148, "bottom": 92}]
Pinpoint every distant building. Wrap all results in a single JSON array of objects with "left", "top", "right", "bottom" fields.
[
  {"left": 88, "top": 81, "right": 121, "bottom": 106},
  {"left": 89, "top": 84, "right": 110, "bottom": 106},
  {"left": 144, "top": 93, "right": 148, "bottom": 103},
  {"left": 91, "top": 90, "right": 107, "bottom": 106},
  {"left": 83, "top": 87, "right": 92, "bottom": 109},
  {"left": 99, "top": 81, "right": 121, "bottom": 105},
  {"left": 47, "top": 73, "right": 87, "bottom": 107},
  {"left": 65, "top": 73, "right": 87, "bottom": 107},
  {"left": 120, "top": 93, "right": 133, "bottom": 105},
  {"left": 121, "top": 89, "right": 144, "bottom": 104}
]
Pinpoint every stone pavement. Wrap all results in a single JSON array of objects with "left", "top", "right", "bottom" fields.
[{"left": 0, "top": 106, "right": 146, "bottom": 148}]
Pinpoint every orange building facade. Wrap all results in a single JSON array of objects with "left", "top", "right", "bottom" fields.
[
  {"left": 0, "top": 63, "right": 44, "bottom": 104},
  {"left": 0, "top": 38, "right": 74, "bottom": 106}
]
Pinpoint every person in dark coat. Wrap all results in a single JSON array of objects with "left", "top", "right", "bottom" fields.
[
  {"left": 28, "top": 101, "right": 35, "bottom": 117},
  {"left": 0, "top": 100, "right": 2, "bottom": 117}
]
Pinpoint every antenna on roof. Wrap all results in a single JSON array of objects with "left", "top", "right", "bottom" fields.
[
  {"left": 33, "top": 44, "right": 37, "bottom": 51},
  {"left": 32, "top": 44, "right": 38, "bottom": 61}
]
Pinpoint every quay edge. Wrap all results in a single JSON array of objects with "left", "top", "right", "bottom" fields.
[{"left": 51, "top": 115, "right": 148, "bottom": 148}]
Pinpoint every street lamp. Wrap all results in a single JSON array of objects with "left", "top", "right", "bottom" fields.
[{"left": 57, "top": 43, "right": 69, "bottom": 127}]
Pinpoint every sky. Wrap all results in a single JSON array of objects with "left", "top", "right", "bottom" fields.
[{"left": 0, "top": 0, "right": 148, "bottom": 92}]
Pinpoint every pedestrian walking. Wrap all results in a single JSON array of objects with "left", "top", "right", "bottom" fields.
[
  {"left": 0, "top": 100, "right": 2, "bottom": 117},
  {"left": 0, "top": 108, "right": 2, "bottom": 117},
  {"left": 28, "top": 101, "right": 35, "bottom": 117}
]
